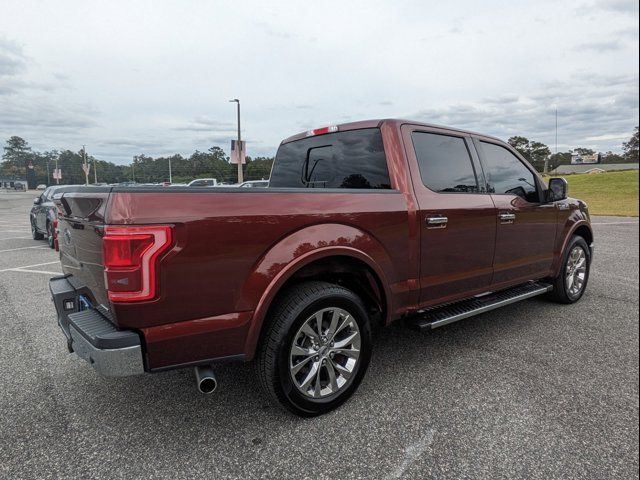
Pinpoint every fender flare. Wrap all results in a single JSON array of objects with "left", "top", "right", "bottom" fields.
[
  {"left": 551, "top": 220, "right": 593, "bottom": 276},
  {"left": 240, "top": 224, "right": 395, "bottom": 359}
]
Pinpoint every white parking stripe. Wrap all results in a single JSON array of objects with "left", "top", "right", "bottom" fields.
[
  {"left": 0, "top": 245, "right": 50, "bottom": 254},
  {"left": 0, "top": 261, "right": 59, "bottom": 272},
  {"left": 592, "top": 222, "right": 639, "bottom": 225},
  {"left": 0, "top": 236, "right": 33, "bottom": 240},
  {"left": 9, "top": 269, "right": 62, "bottom": 276}
]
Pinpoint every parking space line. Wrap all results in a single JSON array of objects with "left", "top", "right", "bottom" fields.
[
  {"left": 0, "top": 245, "right": 50, "bottom": 253},
  {"left": 592, "top": 222, "right": 639, "bottom": 225},
  {"left": 0, "top": 236, "right": 33, "bottom": 241},
  {"left": 0, "top": 261, "right": 59, "bottom": 273},
  {"left": 9, "top": 268, "right": 62, "bottom": 276}
]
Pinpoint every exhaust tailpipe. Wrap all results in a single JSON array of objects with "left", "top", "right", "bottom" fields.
[{"left": 194, "top": 365, "right": 218, "bottom": 394}]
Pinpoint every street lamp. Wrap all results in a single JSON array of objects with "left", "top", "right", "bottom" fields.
[{"left": 229, "top": 98, "right": 243, "bottom": 183}]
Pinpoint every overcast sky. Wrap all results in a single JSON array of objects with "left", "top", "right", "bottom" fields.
[{"left": 1, "top": 0, "right": 638, "bottom": 164}]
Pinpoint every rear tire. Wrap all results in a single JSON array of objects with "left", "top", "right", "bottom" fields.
[
  {"left": 46, "top": 221, "right": 55, "bottom": 249},
  {"left": 548, "top": 235, "right": 591, "bottom": 304},
  {"left": 31, "top": 220, "right": 44, "bottom": 240},
  {"left": 255, "top": 281, "right": 372, "bottom": 417}
]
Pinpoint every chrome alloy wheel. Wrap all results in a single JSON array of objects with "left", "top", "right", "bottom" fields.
[
  {"left": 289, "top": 307, "right": 361, "bottom": 399},
  {"left": 565, "top": 246, "right": 587, "bottom": 297}
]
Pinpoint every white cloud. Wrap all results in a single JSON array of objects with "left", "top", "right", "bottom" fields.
[{"left": 0, "top": 0, "right": 638, "bottom": 163}]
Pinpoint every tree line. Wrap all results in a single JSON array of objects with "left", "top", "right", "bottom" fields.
[
  {"left": 1, "top": 127, "right": 638, "bottom": 186},
  {"left": 508, "top": 126, "right": 638, "bottom": 172},
  {"left": 0, "top": 136, "right": 274, "bottom": 186}
]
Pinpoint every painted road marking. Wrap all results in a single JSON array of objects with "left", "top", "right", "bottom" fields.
[
  {"left": 0, "top": 261, "right": 60, "bottom": 273},
  {"left": 0, "top": 245, "right": 50, "bottom": 254}
]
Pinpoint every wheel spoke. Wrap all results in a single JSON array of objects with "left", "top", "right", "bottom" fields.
[
  {"left": 328, "top": 309, "right": 341, "bottom": 338},
  {"left": 333, "top": 331, "right": 358, "bottom": 349},
  {"left": 300, "top": 322, "right": 319, "bottom": 342},
  {"left": 332, "top": 315, "right": 352, "bottom": 339},
  {"left": 291, "top": 355, "right": 314, "bottom": 375},
  {"left": 314, "top": 312, "right": 324, "bottom": 337},
  {"left": 331, "top": 359, "right": 353, "bottom": 380},
  {"left": 326, "top": 361, "right": 339, "bottom": 392},
  {"left": 313, "top": 364, "right": 323, "bottom": 397},
  {"left": 332, "top": 347, "right": 360, "bottom": 359},
  {"left": 291, "top": 344, "right": 314, "bottom": 357},
  {"left": 299, "top": 362, "right": 319, "bottom": 391}
]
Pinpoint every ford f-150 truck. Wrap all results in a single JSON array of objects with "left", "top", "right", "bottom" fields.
[{"left": 49, "top": 119, "right": 593, "bottom": 416}]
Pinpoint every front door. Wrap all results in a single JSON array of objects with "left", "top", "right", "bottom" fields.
[
  {"left": 473, "top": 138, "right": 557, "bottom": 286},
  {"left": 402, "top": 126, "right": 497, "bottom": 308}
]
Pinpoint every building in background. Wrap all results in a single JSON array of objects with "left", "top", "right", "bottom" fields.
[
  {"left": 553, "top": 163, "right": 639, "bottom": 174},
  {"left": 0, "top": 176, "right": 28, "bottom": 190},
  {"left": 571, "top": 153, "right": 601, "bottom": 165}
]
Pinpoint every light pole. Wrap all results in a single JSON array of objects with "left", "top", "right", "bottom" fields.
[
  {"left": 229, "top": 98, "right": 243, "bottom": 183},
  {"left": 168, "top": 157, "right": 172, "bottom": 183},
  {"left": 82, "top": 145, "right": 89, "bottom": 186},
  {"left": 55, "top": 154, "right": 60, "bottom": 185}
]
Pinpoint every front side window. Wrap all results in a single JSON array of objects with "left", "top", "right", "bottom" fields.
[
  {"left": 411, "top": 132, "right": 479, "bottom": 193},
  {"left": 479, "top": 141, "right": 539, "bottom": 202},
  {"left": 270, "top": 128, "right": 391, "bottom": 189}
]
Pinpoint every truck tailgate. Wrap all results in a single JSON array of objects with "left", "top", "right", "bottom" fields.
[{"left": 55, "top": 189, "right": 111, "bottom": 309}]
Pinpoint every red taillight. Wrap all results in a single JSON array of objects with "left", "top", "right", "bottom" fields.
[
  {"left": 103, "top": 225, "right": 172, "bottom": 303},
  {"left": 306, "top": 125, "right": 338, "bottom": 137}
]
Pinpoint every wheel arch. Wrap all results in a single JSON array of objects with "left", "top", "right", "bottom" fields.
[
  {"left": 552, "top": 220, "right": 593, "bottom": 277},
  {"left": 241, "top": 224, "right": 395, "bottom": 360}
]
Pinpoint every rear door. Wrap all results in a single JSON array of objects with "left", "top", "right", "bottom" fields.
[
  {"left": 473, "top": 138, "right": 557, "bottom": 285},
  {"left": 401, "top": 125, "right": 497, "bottom": 307}
]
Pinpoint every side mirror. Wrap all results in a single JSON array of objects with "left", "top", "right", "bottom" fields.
[
  {"left": 33, "top": 197, "right": 41, "bottom": 205},
  {"left": 547, "top": 177, "right": 568, "bottom": 202}
]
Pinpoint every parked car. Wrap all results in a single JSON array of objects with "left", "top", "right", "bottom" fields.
[
  {"left": 29, "top": 186, "right": 73, "bottom": 248},
  {"left": 49, "top": 119, "right": 593, "bottom": 416},
  {"left": 188, "top": 178, "right": 218, "bottom": 187},
  {"left": 36, "top": 184, "right": 47, "bottom": 190},
  {"left": 239, "top": 180, "right": 269, "bottom": 188}
]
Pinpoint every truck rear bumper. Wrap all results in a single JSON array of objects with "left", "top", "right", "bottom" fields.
[{"left": 50, "top": 276, "right": 144, "bottom": 377}]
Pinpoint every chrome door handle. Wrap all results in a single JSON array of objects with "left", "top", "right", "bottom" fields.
[
  {"left": 426, "top": 215, "right": 448, "bottom": 229},
  {"left": 499, "top": 213, "right": 516, "bottom": 224}
]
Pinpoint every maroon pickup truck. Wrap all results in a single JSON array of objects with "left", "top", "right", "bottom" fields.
[{"left": 50, "top": 119, "right": 593, "bottom": 416}]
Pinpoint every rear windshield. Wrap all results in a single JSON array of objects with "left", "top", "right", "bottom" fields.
[{"left": 270, "top": 128, "right": 391, "bottom": 189}]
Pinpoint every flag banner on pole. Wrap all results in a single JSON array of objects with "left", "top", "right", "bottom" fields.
[
  {"left": 82, "top": 163, "right": 90, "bottom": 175},
  {"left": 230, "top": 140, "right": 246, "bottom": 164}
]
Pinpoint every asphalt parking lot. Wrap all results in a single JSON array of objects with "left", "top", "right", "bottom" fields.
[{"left": 0, "top": 190, "right": 638, "bottom": 480}]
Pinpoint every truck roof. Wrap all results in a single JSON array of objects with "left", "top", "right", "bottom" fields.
[{"left": 280, "top": 118, "right": 504, "bottom": 145}]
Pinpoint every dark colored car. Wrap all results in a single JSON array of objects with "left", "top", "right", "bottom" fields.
[
  {"left": 30, "top": 186, "right": 63, "bottom": 248},
  {"left": 49, "top": 119, "right": 593, "bottom": 416}
]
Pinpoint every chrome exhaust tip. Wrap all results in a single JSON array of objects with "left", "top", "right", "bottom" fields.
[{"left": 194, "top": 365, "right": 218, "bottom": 394}]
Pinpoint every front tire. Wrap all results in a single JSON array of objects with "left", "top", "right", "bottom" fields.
[
  {"left": 46, "top": 221, "right": 55, "bottom": 249},
  {"left": 256, "top": 281, "right": 372, "bottom": 417},
  {"left": 548, "top": 235, "right": 591, "bottom": 304}
]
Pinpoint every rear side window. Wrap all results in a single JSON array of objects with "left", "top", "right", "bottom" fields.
[
  {"left": 478, "top": 141, "right": 539, "bottom": 202},
  {"left": 270, "top": 128, "right": 391, "bottom": 189},
  {"left": 411, "top": 132, "right": 479, "bottom": 193}
]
